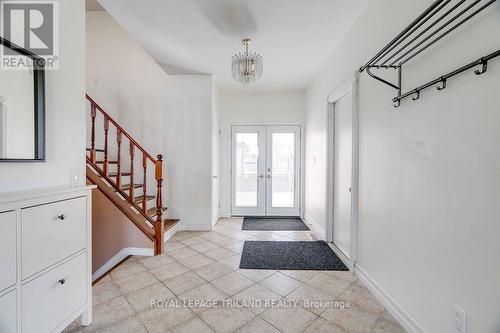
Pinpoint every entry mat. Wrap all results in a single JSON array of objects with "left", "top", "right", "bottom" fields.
[
  {"left": 241, "top": 216, "right": 310, "bottom": 231},
  {"left": 239, "top": 241, "right": 349, "bottom": 271}
]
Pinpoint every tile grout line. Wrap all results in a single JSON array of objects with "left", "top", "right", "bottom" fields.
[
  {"left": 121, "top": 291, "right": 152, "bottom": 333},
  {"left": 255, "top": 312, "right": 287, "bottom": 332},
  {"left": 370, "top": 314, "right": 384, "bottom": 333}
]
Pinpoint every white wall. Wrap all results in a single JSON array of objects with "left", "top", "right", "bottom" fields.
[
  {"left": 0, "top": 0, "right": 86, "bottom": 192},
  {"left": 168, "top": 75, "right": 214, "bottom": 230},
  {"left": 86, "top": 12, "right": 214, "bottom": 230},
  {"left": 218, "top": 91, "right": 305, "bottom": 217},
  {"left": 305, "top": 1, "right": 500, "bottom": 332}
]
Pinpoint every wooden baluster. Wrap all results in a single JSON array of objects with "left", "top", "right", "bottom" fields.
[
  {"left": 90, "top": 103, "right": 97, "bottom": 163},
  {"left": 129, "top": 142, "right": 135, "bottom": 203},
  {"left": 116, "top": 130, "right": 122, "bottom": 188},
  {"left": 103, "top": 117, "right": 109, "bottom": 176},
  {"left": 154, "top": 155, "right": 164, "bottom": 255},
  {"left": 142, "top": 154, "right": 147, "bottom": 212}
]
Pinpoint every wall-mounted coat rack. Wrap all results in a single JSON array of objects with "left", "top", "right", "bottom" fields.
[{"left": 359, "top": 0, "right": 499, "bottom": 108}]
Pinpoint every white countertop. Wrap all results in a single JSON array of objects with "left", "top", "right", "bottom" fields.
[{"left": 0, "top": 184, "right": 96, "bottom": 205}]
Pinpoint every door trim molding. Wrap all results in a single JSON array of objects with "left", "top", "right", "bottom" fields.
[{"left": 326, "top": 72, "right": 359, "bottom": 271}]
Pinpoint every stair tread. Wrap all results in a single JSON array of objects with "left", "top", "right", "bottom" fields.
[
  {"left": 121, "top": 183, "right": 144, "bottom": 191},
  {"left": 134, "top": 195, "right": 155, "bottom": 203},
  {"left": 96, "top": 160, "right": 118, "bottom": 164},
  {"left": 164, "top": 218, "right": 179, "bottom": 232},
  {"left": 146, "top": 207, "right": 168, "bottom": 217},
  {"left": 86, "top": 148, "right": 105, "bottom": 152},
  {"left": 108, "top": 171, "right": 131, "bottom": 177}
]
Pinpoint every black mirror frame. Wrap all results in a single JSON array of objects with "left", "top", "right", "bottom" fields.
[{"left": 0, "top": 37, "right": 46, "bottom": 162}]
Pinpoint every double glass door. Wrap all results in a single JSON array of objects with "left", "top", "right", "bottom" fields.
[{"left": 231, "top": 125, "right": 300, "bottom": 216}]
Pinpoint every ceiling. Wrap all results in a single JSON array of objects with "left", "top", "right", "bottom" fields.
[{"left": 97, "top": 0, "right": 370, "bottom": 91}]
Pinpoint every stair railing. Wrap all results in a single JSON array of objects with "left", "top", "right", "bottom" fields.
[{"left": 86, "top": 94, "right": 164, "bottom": 254}]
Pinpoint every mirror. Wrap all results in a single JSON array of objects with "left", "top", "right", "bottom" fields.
[{"left": 0, "top": 37, "right": 45, "bottom": 162}]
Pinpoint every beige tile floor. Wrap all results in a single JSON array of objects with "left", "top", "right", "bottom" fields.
[{"left": 65, "top": 218, "right": 406, "bottom": 333}]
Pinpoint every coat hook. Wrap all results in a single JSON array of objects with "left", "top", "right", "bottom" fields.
[
  {"left": 436, "top": 77, "right": 447, "bottom": 91},
  {"left": 474, "top": 59, "right": 488, "bottom": 75},
  {"left": 411, "top": 90, "right": 421, "bottom": 101}
]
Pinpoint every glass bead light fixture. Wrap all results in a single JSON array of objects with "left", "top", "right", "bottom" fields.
[{"left": 231, "top": 38, "right": 263, "bottom": 85}]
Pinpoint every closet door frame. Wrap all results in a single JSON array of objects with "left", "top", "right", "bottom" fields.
[{"left": 326, "top": 73, "right": 359, "bottom": 271}]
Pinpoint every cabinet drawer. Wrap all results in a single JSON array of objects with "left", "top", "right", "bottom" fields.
[
  {"left": 0, "top": 211, "right": 17, "bottom": 291},
  {"left": 22, "top": 253, "right": 87, "bottom": 333},
  {"left": 0, "top": 290, "right": 17, "bottom": 333},
  {"left": 21, "top": 197, "right": 86, "bottom": 279}
]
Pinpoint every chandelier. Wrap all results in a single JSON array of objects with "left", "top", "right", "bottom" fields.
[{"left": 231, "top": 38, "right": 263, "bottom": 85}]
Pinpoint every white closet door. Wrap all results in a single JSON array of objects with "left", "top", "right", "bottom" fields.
[{"left": 333, "top": 91, "right": 353, "bottom": 258}]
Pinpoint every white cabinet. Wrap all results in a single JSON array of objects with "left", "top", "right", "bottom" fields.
[
  {"left": 0, "top": 211, "right": 16, "bottom": 292},
  {"left": 0, "top": 186, "right": 93, "bottom": 333},
  {"left": 22, "top": 197, "right": 87, "bottom": 279},
  {"left": 0, "top": 290, "right": 17, "bottom": 333},
  {"left": 22, "top": 253, "right": 87, "bottom": 333}
]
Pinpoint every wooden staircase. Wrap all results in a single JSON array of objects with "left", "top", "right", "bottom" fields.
[{"left": 85, "top": 94, "right": 178, "bottom": 255}]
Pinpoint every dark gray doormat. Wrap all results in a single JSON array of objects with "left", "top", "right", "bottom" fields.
[
  {"left": 241, "top": 216, "right": 310, "bottom": 231},
  {"left": 239, "top": 241, "right": 349, "bottom": 271}
]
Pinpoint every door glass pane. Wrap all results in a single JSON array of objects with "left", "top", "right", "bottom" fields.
[
  {"left": 272, "top": 133, "right": 295, "bottom": 207},
  {"left": 235, "top": 133, "right": 259, "bottom": 206}
]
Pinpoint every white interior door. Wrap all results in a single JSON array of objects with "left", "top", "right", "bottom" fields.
[
  {"left": 333, "top": 91, "right": 353, "bottom": 259},
  {"left": 232, "top": 125, "right": 301, "bottom": 216},
  {"left": 231, "top": 126, "right": 266, "bottom": 216},
  {"left": 266, "top": 126, "right": 300, "bottom": 216},
  {"left": 212, "top": 117, "right": 220, "bottom": 225}
]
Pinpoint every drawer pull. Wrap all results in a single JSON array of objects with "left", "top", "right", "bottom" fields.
[
  {"left": 58, "top": 278, "right": 66, "bottom": 285},
  {"left": 57, "top": 214, "right": 66, "bottom": 221}
]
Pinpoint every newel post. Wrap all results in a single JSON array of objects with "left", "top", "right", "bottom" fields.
[{"left": 154, "top": 154, "right": 164, "bottom": 255}]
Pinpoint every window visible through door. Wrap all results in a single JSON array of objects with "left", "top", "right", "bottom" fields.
[{"left": 235, "top": 132, "right": 259, "bottom": 207}]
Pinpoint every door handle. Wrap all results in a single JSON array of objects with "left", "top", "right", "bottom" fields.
[
  {"left": 348, "top": 187, "right": 352, "bottom": 192},
  {"left": 258, "top": 175, "right": 264, "bottom": 179},
  {"left": 267, "top": 175, "right": 272, "bottom": 179}
]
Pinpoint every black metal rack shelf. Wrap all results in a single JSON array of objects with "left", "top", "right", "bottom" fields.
[{"left": 359, "top": 0, "right": 499, "bottom": 107}]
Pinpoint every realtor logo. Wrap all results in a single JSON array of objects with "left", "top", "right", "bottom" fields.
[{"left": 1, "top": 1, "right": 59, "bottom": 70}]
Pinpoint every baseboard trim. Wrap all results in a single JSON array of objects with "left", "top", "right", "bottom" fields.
[
  {"left": 354, "top": 265, "right": 424, "bottom": 333},
  {"left": 92, "top": 247, "right": 154, "bottom": 282},
  {"left": 93, "top": 226, "right": 181, "bottom": 282},
  {"left": 179, "top": 224, "right": 213, "bottom": 231},
  {"left": 304, "top": 214, "right": 326, "bottom": 240}
]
